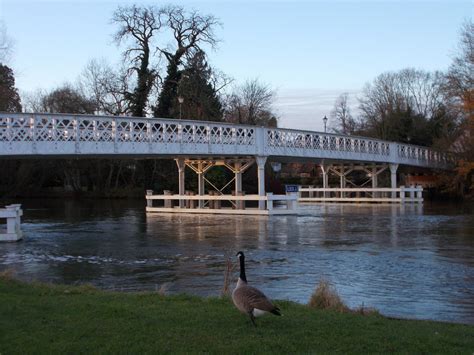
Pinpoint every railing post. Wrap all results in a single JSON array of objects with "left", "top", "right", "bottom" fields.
[
  {"left": 409, "top": 185, "right": 415, "bottom": 202},
  {"left": 93, "top": 119, "right": 97, "bottom": 141},
  {"left": 416, "top": 185, "right": 423, "bottom": 203},
  {"left": 400, "top": 186, "right": 405, "bottom": 204},
  {"left": 129, "top": 121, "right": 134, "bottom": 141},
  {"left": 256, "top": 127, "right": 265, "bottom": 156},
  {"left": 267, "top": 193, "right": 273, "bottom": 211},
  {"left": 287, "top": 192, "right": 297, "bottom": 211},
  {"left": 146, "top": 190, "right": 153, "bottom": 208},
  {"left": 147, "top": 120, "right": 152, "bottom": 151},
  {"left": 112, "top": 119, "right": 118, "bottom": 153},
  {"left": 164, "top": 190, "right": 172, "bottom": 209},
  {"left": 74, "top": 117, "right": 80, "bottom": 153},
  {"left": 206, "top": 126, "right": 211, "bottom": 144},
  {"left": 51, "top": 117, "right": 57, "bottom": 141},
  {"left": 162, "top": 123, "right": 167, "bottom": 142},
  {"left": 6, "top": 116, "right": 12, "bottom": 142}
]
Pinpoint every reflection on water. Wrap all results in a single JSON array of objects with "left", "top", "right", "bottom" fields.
[{"left": 0, "top": 199, "right": 473, "bottom": 324}]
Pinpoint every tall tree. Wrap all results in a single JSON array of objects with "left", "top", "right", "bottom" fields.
[
  {"left": 80, "top": 59, "right": 131, "bottom": 115},
  {"left": 224, "top": 79, "right": 278, "bottom": 127},
  {"left": 154, "top": 6, "right": 220, "bottom": 118},
  {"left": 40, "top": 85, "right": 96, "bottom": 114},
  {"left": 330, "top": 93, "right": 356, "bottom": 134},
  {"left": 112, "top": 5, "right": 163, "bottom": 117},
  {"left": 0, "top": 64, "right": 21, "bottom": 112},
  {"left": 0, "top": 21, "right": 13, "bottom": 63},
  {"left": 445, "top": 20, "right": 474, "bottom": 116},
  {"left": 358, "top": 68, "right": 451, "bottom": 145},
  {"left": 443, "top": 21, "right": 474, "bottom": 198}
]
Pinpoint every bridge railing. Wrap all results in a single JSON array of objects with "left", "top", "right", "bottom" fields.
[
  {"left": 0, "top": 113, "right": 256, "bottom": 146},
  {"left": 0, "top": 113, "right": 452, "bottom": 169},
  {"left": 264, "top": 127, "right": 453, "bottom": 168}
]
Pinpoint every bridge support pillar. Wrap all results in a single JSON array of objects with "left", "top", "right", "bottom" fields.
[
  {"left": 198, "top": 170, "right": 205, "bottom": 208},
  {"left": 256, "top": 156, "right": 267, "bottom": 210},
  {"left": 320, "top": 164, "right": 328, "bottom": 198},
  {"left": 389, "top": 163, "right": 399, "bottom": 198},
  {"left": 372, "top": 166, "right": 378, "bottom": 198},
  {"left": 235, "top": 162, "right": 243, "bottom": 209},
  {"left": 175, "top": 158, "right": 186, "bottom": 208},
  {"left": 340, "top": 174, "right": 346, "bottom": 198}
]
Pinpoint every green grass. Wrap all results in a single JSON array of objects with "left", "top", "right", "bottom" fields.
[{"left": 0, "top": 278, "right": 473, "bottom": 354}]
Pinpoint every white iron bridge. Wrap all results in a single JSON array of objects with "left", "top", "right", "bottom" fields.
[
  {"left": 0, "top": 112, "right": 454, "bottom": 215},
  {"left": 0, "top": 113, "right": 452, "bottom": 169}
]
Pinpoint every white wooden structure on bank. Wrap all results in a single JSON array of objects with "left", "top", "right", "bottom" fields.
[
  {"left": 297, "top": 163, "right": 424, "bottom": 204},
  {"left": 298, "top": 186, "right": 423, "bottom": 203},
  {"left": 0, "top": 113, "right": 453, "bottom": 214},
  {"left": 146, "top": 190, "right": 298, "bottom": 215},
  {"left": 0, "top": 204, "right": 23, "bottom": 242}
]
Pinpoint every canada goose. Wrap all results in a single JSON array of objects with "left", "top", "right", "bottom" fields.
[{"left": 232, "top": 251, "right": 281, "bottom": 326}]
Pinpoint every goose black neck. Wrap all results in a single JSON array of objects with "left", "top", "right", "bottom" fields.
[{"left": 239, "top": 256, "right": 247, "bottom": 283}]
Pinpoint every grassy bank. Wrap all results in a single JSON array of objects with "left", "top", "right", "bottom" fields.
[{"left": 0, "top": 278, "right": 473, "bottom": 354}]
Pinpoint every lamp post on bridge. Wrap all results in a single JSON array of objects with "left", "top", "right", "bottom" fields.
[{"left": 323, "top": 115, "right": 328, "bottom": 133}]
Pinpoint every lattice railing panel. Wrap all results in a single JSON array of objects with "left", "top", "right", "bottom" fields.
[{"left": 266, "top": 129, "right": 391, "bottom": 156}]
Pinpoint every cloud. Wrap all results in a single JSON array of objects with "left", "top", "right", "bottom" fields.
[{"left": 274, "top": 88, "right": 361, "bottom": 132}]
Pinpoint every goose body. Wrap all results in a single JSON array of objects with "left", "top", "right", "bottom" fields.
[{"left": 232, "top": 251, "right": 281, "bottom": 326}]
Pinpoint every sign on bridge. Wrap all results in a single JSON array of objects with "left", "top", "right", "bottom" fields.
[{"left": 285, "top": 185, "right": 299, "bottom": 193}]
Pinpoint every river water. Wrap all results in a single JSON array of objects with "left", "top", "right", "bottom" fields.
[{"left": 0, "top": 199, "right": 473, "bottom": 324}]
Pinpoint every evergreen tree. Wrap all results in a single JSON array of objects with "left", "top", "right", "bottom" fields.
[
  {"left": 174, "top": 51, "right": 222, "bottom": 121},
  {"left": 0, "top": 64, "right": 21, "bottom": 112},
  {"left": 154, "top": 61, "right": 181, "bottom": 118}
]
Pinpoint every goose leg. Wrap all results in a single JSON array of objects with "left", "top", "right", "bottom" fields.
[{"left": 248, "top": 311, "right": 257, "bottom": 327}]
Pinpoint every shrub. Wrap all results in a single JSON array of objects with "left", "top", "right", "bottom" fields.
[{"left": 308, "top": 279, "right": 350, "bottom": 313}]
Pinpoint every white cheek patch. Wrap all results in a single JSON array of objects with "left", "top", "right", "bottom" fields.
[{"left": 253, "top": 309, "right": 267, "bottom": 317}]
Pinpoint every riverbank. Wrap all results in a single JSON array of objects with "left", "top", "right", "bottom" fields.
[{"left": 1, "top": 278, "right": 473, "bottom": 354}]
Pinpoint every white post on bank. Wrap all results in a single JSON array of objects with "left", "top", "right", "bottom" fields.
[{"left": 0, "top": 204, "right": 23, "bottom": 242}]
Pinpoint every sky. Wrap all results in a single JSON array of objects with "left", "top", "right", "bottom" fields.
[{"left": 0, "top": 0, "right": 471, "bottom": 131}]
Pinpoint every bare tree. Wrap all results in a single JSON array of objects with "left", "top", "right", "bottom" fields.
[
  {"left": 0, "top": 21, "right": 13, "bottom": 63},
  {"left": 158, "top": 5, "right": 220, "bottom": 65},
  {"left": 22, "top": 89, "right": 47, "bottom": 112},
  {"left": 358, "top": 68, "right": 448, "bottom": 142},
  {"left": 330, "top": 93, "right": 356, "bottom": 134},
  {"left": 38, "top": 84, "right": 97, "bottom": 114},
  {"left": 445, "top": 20, "right": 473, "bottom": 114},
  {"left": 112, "top": 5, "right": 163, "bottom": 117},
  {"left": 80, "top": 59, "right": 131, "bottom": 115},
  {"left": 224, "top": 79, "right": 277, "bottom": 126},
  {"left": 444, "top": 20, "right": 474, "bottom": 161}
]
